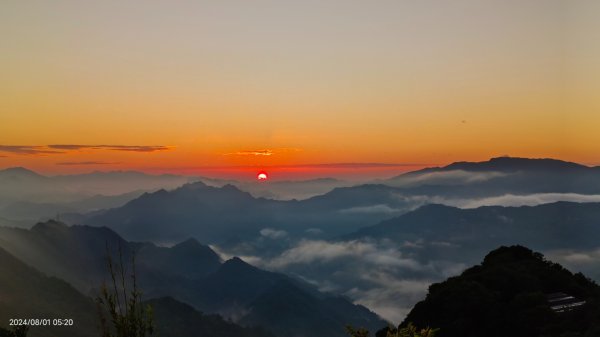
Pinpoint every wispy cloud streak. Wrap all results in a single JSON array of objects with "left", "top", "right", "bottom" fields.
[
  {"left": 224, "top": 149, "right": 274, "bottom": 156},
  {"left": 48, "top": 145, "right": 172, "bottom": 152},
  {"left": 0, "top": 144, "right": 173, "bottom": 155},
  {"left": 223, "top": 148, "right": 303, "bottom": 157},
  {"left": 0, "top": 145, "right": 65, "bottom": 155}
]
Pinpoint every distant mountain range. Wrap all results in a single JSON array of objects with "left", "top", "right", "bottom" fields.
[
  {"left": 0, "top": 221, "right": 385, "bottom": 337},
  {"left": 0, "top": 167, "right": 197, "bottom": 201},
  {"left": 348, "top": 201, "right": 600, "bottom": 247},
  {"left": 3, "top": 157, "right": 600, "bottom": 334},
  {"left": 0, "top": 167, "right": 200, "bottom": 227},
  {"left": 404, "top": 156, "right": 594, "bottom": 174},
  {"left": 0, "top": 167, "right": 351, "bottom": 226},
  {"left": 344, "top": 201, "right": 600, "bottom": 265},
  {"left": 3, "top": 156, "right": 600, "bottom": 232},
  {"left": 400, "top": 245, "right": 600, "bottom": 337},
  {"left": 76, "top": 157, "right": 600, "bottom": 244},
  {"left": 83, "top": 181, "right": 409, "bottom": 243},
  {"left": 384, "top": 156, "right": 600, "bottom": 197}
]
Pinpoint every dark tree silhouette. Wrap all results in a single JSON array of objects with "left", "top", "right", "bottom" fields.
[
  {"left": 0, "top": 326, "right": 28, "bottom": 337},
  {"left": 96, "top": 243, "right": 154, "bottom": 337},
  {"left": 347, "top": 323, "right": 438, "bottom": 337}
]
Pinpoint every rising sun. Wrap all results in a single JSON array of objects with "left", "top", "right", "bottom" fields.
[{"left": 257, "top": 172, "right": 268, "bottom": 181}]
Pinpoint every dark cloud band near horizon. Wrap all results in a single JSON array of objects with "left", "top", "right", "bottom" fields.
[
  {"left": 0, "top": 145, "right": 65, "bottom": 155},
  {"left": 48, "top": 145, "right": 172, "bottom": 152},
  {"left": 56, "top": 161, "right": 121, "bottom": 166},
  {"left": 0, "top": 144, "right": 173, "bottom": 155}
]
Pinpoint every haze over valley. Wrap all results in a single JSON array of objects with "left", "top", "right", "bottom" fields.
[
  {"left": 2, "top": 0, "right": 599, "bottom": 335},
  {"left": 2, "top": 157, "right": 600, "bottom": 331}
]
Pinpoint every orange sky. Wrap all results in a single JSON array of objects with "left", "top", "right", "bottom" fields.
[{"left": 1, "top": 1, "right": 598, "bottom": 179}]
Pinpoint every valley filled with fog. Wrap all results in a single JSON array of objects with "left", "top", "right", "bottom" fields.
[{"left": 2, "top": 157, "right": 600, "bottom": 327}]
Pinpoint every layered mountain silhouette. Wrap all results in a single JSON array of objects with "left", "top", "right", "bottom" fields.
[
  {"left": 0, "top": 246, "right": 97, "bottom": 337},
  {"left": 405, "top": 156, "right": 592, "bottom": 174},
  {"left": 385, "top": 156, "right": 600, "bottom": 196},
  {"left": 0, "top": 167, "right": 196, "bottom": 199},
  {"left": 0, "top": 244, "right": 276, "bottom": 337},
  {"left": 0, "top": 168, "right": 200, "bottom": 226},
  {"left": 146, "top": 297, "right": 276, "bottom": 337},
  {"left": 344, "top": 202, "right": 600, "bottom": 264},
  {"left": 83, "top": 181, "right": 406, "bottom": 242},
  {"left": 0, "top": 221, "right": 385, "bottom": 337},
  {"left": 400, "top": 245, "right": 600, "bottom": 337},
  {"left": 3, "top": 156, "right": 599, "bottom": 235},
  {"left": 2, "top": 157, "right": 600, "bottom": 336},
  {"left": 76, "top": 157, "right": 600, "bottom": 243}
]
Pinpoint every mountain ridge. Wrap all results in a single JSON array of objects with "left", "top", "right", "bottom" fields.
[
  {"left": 0, "top": 221, "right": 386, "bottom": 337},
  {"left": 398, "top": 157, "right": 596, "bottom": 177}
]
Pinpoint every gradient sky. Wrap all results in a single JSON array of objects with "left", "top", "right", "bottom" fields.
[{"left": 1, "top": 1, "right": 598, "bottom": 179}]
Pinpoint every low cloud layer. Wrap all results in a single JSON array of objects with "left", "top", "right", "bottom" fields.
[
  {"left": 220, "top": 239, "right": 466, "bottom": 323},
  {"left": 546, "top": 248, "right": 600, "bottom": 266},
  {"left": 387, "top": 193, "right": 600, "bottom": 212},
  {"left": 388, "top": 170, "right": 508, "bottom": 187},
  {"left": 260, "top": 228, "right": 288, "bottom": 239},
  {"left": 339, "top": 204, "right": 402, "bottom": 214},
  {"left": 544, "top": 247, "right": 600, "bottom": 282},
  {"left": 266, "top": 240, "right": 422, "bottom": 270},
  {"left": 440, "top": 193, "right": 600, "bottom": 208},
  {"left": 346, "top": 274, "right": 433, "bottom": 323}
]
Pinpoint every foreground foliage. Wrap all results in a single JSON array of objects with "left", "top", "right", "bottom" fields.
[
  {"left": 0, "top": 326, "right": 27, "bottom": 337},
  {"left": 96, "top": 244, "right": 154, "bottom": 337},
  {"left": 403, "top": 245, "right": 600, "bottom": 337},
  {"left": 346, "top": 323, "right": 438, "bottom": 337}
]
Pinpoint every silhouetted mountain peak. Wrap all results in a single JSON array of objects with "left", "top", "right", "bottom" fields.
[
  {"left": 174, "top": 237, "right": 203, "bottom": 248},
  {"left": 171, "top": 238, "right": 221, "bottom": 261},
  {"left": 413, "top": 203, "right": 458, "bottom": 213},
  {"left": 175, "top": 181, "right": 253, "bottom": 199},
  {"left": 126, "top": 188, "right": 169, "bottom": 204},
  {"left": 222, "top": 183, "right": 242, "bottom": 191},
  {"left": 217, "top": 257, "right": 265, "bottom": 277},
  {"left": 0, "top": 167, "right": 46, "bottom": 179},
  {"left": 224, "top": 256, "right": 252, "bottom": 268},
  {"left": 444, "top": 156, "right": 587, "bottom": 172},
  {"left": 179, "top": 181, "right": 209, "bottom": 190},
  {"left": 394, "top": 157, "right": 591, "bottom": 181},
  {"left": 31, "top": 219, "right": 69, "bottom": 232},
  {"left": 1, "top": 166, "right": 39, "bottom": 174}
]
